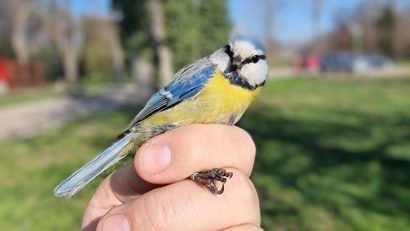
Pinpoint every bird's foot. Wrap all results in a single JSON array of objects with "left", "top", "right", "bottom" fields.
[{"left": 190, "top": 168, "right": 233, "bottom": 194}]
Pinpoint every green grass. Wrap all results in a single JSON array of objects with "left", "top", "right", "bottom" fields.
[
  {"left": 396, "top": 59, "right": 410, "bottom": 66},
  {"left": 0, "top": 87, "right": 59, "bottom": 107},
  {"left": 0, "top": 80, "right": 127, "bottom": 108},
  {"left": 1, "top": 77, "right": 410, "bottom": 230},
  {"left": 0, "top": 107, "right": 137, "bottom": 230},
  {"left": 239, "top": 77, "right": 410, "bottom": 230}
]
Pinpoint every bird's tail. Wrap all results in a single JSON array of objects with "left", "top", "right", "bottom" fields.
[{"left": 54, "top": 133, "right": 138, "bottom": 197}]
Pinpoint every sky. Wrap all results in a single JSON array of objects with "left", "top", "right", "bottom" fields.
[
  {"left": 72, "top": 0, "right": 110, "bottom": 17},
  {"left": 227, "top": 0, "right": 359, "bottom": 44},
  {"left": 228, "top": 0, "right": 410, "bottom": 45},
  {"left": 72, "top": 0, "right": 409, "bottom": 45}
]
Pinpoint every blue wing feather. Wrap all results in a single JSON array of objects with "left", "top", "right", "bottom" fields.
[{"left": 123, "top": 58, "right": 215, "bottom": 131}]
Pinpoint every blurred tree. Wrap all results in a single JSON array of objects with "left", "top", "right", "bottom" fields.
[
  {"left": 310, "top": 0, "right": 323, "bottom": 54},
  {"left": 106, "top": 15, "right": 125, "bottom": 81},
  {"left": 0, "top": 3, "right": 13, "bottom": 58},
  {"left": 262, "top": 0, "right": 286, "bottom": 63},
  {"left": 1, "top": 0, "right": 63, "bottom": 84},
  {"left": 9, "top": 0, "right": 35, "bottom": 65},
  {"left": 83, "top": 16, "right": 124, "bottom": 80},
  {"left": 4, "top": 0, "right": 44, "bottom": 63},
  {"left": 264, "top": 0, "right": 276, "bottom": 62},
  {"left": 354, "top": 2, "right": 379, "bottom": 54},
  {"left": 394, "top": 7, "right": 410, "bottom": 57},
  {"left": 112, "top": 0, "right": 150, "bottom": 55},
  {"left": 315, "top": 0, "right": 410, "bottom": 58},
  {"left": 83, "top": 17, "right": 113, "bottom": 79},
  {"left": 376, "top": 3, "right": 396, "bottom": 57},
  {"left": 46, "top": 0, "right": 80, "bottom": 85},
  {"left": 325, "top": 10, "right": 352, "bottom": 51},
  {"left": 112, "top": 0, "right": 230, "bottom": 88},
  {"left": 165, "top": 0, "right": 230, "bottom": 69},
  {"left": 112, "top": 0, "right": 156, "bottom": 86},
  {"left": 147, "top": 0, "right": 173, "bottom": 86},
  {"left": 33, "top": 45, "right": 63, "bottom": 82}
]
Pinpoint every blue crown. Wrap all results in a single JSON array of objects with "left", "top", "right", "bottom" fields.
[{"left": 231, "top": 35, "right": 266, "bottom": 52}]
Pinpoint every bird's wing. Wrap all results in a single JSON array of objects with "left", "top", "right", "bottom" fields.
[{"left": 124, "top": 58, "right": 215, "bottom": 131}]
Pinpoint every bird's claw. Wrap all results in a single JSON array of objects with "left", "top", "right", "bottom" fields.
[{"left": 190, "top": 168, "right": 233, "bottom": 194}]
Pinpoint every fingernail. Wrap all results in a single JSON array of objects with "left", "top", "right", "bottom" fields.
[
  {"left": 141, "top": 144, "right": 172, "bottom": 174},
  {"left": 102, "top": 214, "right": 130, "bottom": 231}
]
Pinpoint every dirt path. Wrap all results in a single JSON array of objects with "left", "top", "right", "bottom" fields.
[{"left": 0, "top": 84, "right": 150, "bottom": 139}]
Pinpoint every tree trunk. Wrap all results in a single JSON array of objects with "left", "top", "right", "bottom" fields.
[
  {"left": 264, "top": 0, "right": 276, "bottom": 64},
  {"left": 312, "top": 0, "right": 323, "bottom": 53},
  {"left": 146, "top": 0, "right": 173, "bottom": 87},
  {"left": 50, "top": 0, "right": 79, "bottom": 85},
  {"left": 106, "top": 19, "right": 125, "bottom": 81},
  {"left": 63, "top": 46, "right": 78, "bottom": 84},
  {"left": 157, "top": 45, "right": 173, "bottom": 86},
  {"left": 10, "top": 0, "right": 33, "bottom": 65},
  {"left": 133, "top": 57, "right": 154, "bottom": 98}
]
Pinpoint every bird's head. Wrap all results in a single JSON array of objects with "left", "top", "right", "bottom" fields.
[{"left": 210, "top": 40, "right": 268, "bottom": 88}]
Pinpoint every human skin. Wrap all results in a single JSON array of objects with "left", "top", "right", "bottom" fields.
[{"left": 81, "top": 124, "right": 262, "bottom": 231}]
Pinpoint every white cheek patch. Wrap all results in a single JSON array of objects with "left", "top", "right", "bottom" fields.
[
  {"left": 240, "top": 60, "right": 268, "bottom": 86},
  {"left": 209, "top": 48, "right": 230, "bottom": 72}
]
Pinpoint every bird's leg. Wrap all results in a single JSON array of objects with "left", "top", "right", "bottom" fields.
[{"left": 190, "top": 168, "right": 233, "bottom": 194}]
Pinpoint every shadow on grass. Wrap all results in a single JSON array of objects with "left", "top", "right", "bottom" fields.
[{"left": 239, "top": 104, "right": 410, "bottom": 230}]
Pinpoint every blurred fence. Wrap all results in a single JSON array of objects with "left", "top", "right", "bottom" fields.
[{"left": 0, "top": 59, "right": 44, "bottom": 93}]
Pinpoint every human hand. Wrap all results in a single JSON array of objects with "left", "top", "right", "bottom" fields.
[{"left": 81, "top": 124, "right": 261, "bottom": 230}]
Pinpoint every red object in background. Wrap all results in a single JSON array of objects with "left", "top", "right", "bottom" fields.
[
  {"left": 0, "top": 58, "right": 44, "bottom": 91},
  {"left": 0, "top": 59, "right": 11, "bottom": 86},
  {"left": 301, "top": 55, "right": 320, "bottom": 71}
]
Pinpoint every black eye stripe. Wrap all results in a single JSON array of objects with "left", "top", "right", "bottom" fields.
[{"left": 242, "top": 55, "right": 266, "bottom": 65}]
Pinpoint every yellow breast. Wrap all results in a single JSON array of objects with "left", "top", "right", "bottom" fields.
[{"left": 140, "top": 70, "right": 261, "bottom": 127}]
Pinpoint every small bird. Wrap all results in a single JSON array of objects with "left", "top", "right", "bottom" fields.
[{"left": 54, "top": 39, "right": 268, "bottom": 197}]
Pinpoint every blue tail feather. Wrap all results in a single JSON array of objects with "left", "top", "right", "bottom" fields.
[{"left": 54, "top": 134, "right": 136, "bottom": 197}]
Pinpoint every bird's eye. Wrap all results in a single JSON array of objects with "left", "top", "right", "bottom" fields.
[
  {"left": 242, "top": 54, "right": 266, "bottom": 65},
  {"left": 251, "top": 56, "right": 259, "bottom": 63}
]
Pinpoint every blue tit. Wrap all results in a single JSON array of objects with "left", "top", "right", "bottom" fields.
[{"left": 54, "top": 40, "right": 268, "bottom": 197}]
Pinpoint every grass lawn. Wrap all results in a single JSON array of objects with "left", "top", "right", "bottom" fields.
[
  {"left": 0, "top": 87, "right": 59, "bottom": 108},
  {"left": 1, "top": 77, "right": 410, "bottom": 230},
  {"left": 0, "top": 80, "right": 126, "bottom": 108}
]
